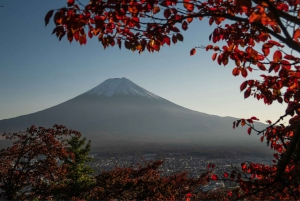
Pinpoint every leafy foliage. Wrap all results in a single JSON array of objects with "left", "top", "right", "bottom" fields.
[
  {"left": 0, "top": 125, "right": 80, "bottom": 200},
  {"left": 0, "top": 125, "right": 211, "bottom": 200},
  {"left": 44, "top": 0, "right": 300, "bottom": 199}
]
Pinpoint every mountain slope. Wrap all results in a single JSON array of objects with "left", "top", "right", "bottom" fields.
[{"left": 0, "top": 78, "right": 270, "bottom": 155}]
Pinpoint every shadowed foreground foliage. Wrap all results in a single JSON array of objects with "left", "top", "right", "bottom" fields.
[{"left": 0, "top": 125, "right": 211, "bottom": 200}]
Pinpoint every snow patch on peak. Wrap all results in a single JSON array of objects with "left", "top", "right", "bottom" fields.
[{"left": 85, "top": 78, "right": 162, "bottom": 99}]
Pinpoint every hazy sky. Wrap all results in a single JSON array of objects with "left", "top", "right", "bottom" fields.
[{"left": 0, "top": 1, "right": 287, "bottom": 125}]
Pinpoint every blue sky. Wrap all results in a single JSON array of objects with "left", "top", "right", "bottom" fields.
[{"left": 0, "top": 1, "right": 286, "bottom": 125}]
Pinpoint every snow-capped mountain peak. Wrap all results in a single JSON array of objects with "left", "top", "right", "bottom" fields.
[{"left": 85, "top": 78, "right": 162, "bottom": 99}]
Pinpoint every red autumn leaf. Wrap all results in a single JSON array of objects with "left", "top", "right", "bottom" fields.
[
  {"left": 190, "top": 48, "right": 196, "bottom": 56},
  {"left": 186, "top": 193, "right": 192, "bottom": 197},
  {"left": 257, "top": 62, "right": 266, "bottom": 71},
  {"left": 163, "top": 36, "right": 170, "bottom": 46},
  {"left": 172, "top": 26, "right": 180, "bottom": 32},
  {"left": 228, "top": 191, "right": 233, "bottom": 197},
  {"left": 205, "top": 45, "right": 213, "bottom": 51},
  {"left": 247, "top": 127, "right": 252, "bottom": 135},
  {"left": 260, "top": 136, "right": 264, "bottom": 142},
  {"left": 251, "top": 116, "right": 259, "bottom": 120},
  {"left": 182, "top": 21, "right": 188, "bottom": 31},
  {"left": 293, "top": 28, "right": 300, "bottom": 42},
  {"left": 273, "top": 50, "right": 282, "bottom": 62},
  {"left": 244, "top": 87, "right": 251, "bottom": 98},
  {"left": 44, "top": 10, "right": 54, "bottom": 26},
  {"left": 172, "top": 35, "right": 177, "bottom": 44},
  {"left": 277, "top": 96, "right": 283, "bottom": 103},
  {"left": 67, "top": 32, "right": 73, "bottom": 43},
  {"left": 241, "top": 163, "right": 247, "bottom": 170},
  {"left": 212, "top": 52, "right": 217, "bottom": 61},
  {"left": 176, "top": 33, "right": 184, "bottom": 41},
  {"left": 247, "top": 119, "right": 253, "bottom": 124},
  {"left": 284, "top": 54, "right": 297, "bottom": 60},
  {"left": 241, "top": 68, "right": 248, "bottom": 78},
  {"left": 211, "top": 174, "right": 218, "bottom": 180},
  {"left": 213, "top": 46, "right": 220, "bottom": 51},
  {"left": 262, "top": 46, "right": 270, "bottom": 56},
  {"left": 183, "top": 0, "right": 194, "bottom": 12},
  {"left": 266, "top": 120, "right": 272, "bottom": 124},
  {"left": 67, "top": 0, "right": 75, "bottom": 6},
  {"left": 268, "top": 40, "right": 284, "bottom": 47},
  {"left": 240, "top": 81, "right": 248, "bottom": 91},
  {"left": 224, "top": 172, "right": 229, "bottom": 178},
  {"left": 232, "top": 67, "right": 240, "bottom": 76},
  {"left": 209, "top": 17, "right": 214, "bottom": 25},
  {"left": 164, "top": 9, "right": 171, "bottom": 19},
  {"left": 88, "top": 31, "right": 93, "bottom": 38}
]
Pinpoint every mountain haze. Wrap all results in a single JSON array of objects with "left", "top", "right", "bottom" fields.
[{"left": 0, "top": 78, "right": 270, "bottom": 156}]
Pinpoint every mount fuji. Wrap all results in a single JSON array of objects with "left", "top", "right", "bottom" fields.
[{"left": 0, "top": 78, "right": 270, "bottom": 156}]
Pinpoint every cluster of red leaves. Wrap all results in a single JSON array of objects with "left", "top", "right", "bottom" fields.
[
  {"left": 0, "top": 125, "right": 80, "bottom": 200},
  {"left": 194, "top": 0, "right": 300, "bottom": 198}
]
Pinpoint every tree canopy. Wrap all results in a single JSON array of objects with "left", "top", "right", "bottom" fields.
[{"left": 45, "top": 0, "right": 300, "bottom": 199}]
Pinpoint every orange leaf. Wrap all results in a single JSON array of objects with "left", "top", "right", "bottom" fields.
[
  {"left": 249, "top": 12, "right": 261, "bottom": 23},
  {"left": 293, "top": 28, "right": 300, "bottom": 42},
  {"left": 273, "top": 50, "right": 282, "bottom": 62},
  {"left": 187, "top": 16, "right": 193, "bottom": 23},
  {"left": 184, "top": 0, "right": 194, "bottom": 12},
  {"left": 241, "top": 119, "right": 246, "bottom": 126},
  {"left": 190, "top": 48, "right": 196, "bottom": 56},
  {"left": 153, "top": 6, "right": 160, "bottom": 14}
]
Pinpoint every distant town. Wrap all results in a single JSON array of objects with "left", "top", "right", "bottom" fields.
[{"left": 89, "top": 152, "right": 273, "bottom": 191}]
